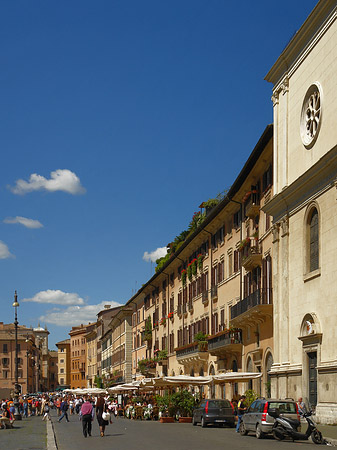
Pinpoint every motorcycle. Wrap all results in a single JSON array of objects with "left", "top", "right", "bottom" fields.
[{"left": 269, "top": 407, "right": 324, "bottom": 444}]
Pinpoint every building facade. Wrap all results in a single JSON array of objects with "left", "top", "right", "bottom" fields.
[
  {"left": 0, "top": 322, "right": 43, "bottom": 395},
  {"left": 56, "top": 339, "right": 71, "bottom": 389},
  {"left": 264, "top": 0, "right": 337, "bottom": 424},
  {"left": 69, "top": 324, "right": 90, "bottom": 389},
  {"left": 127, "top": 125, "right": 274, "bottom": 400}
]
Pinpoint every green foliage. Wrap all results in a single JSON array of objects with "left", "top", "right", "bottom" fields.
[
  {"left": 203, "top": 198, "right": 220, "bottom": 211},
  {"left": 144, "top": 316, "right": 152, "bottom": 341},
  {"left": 94, "top": 376, "right": 103, "bottom": 388},
  {"left": 194, "top": 332, "right": 208, "bottom": 342},
  {"left": 244, "top": 389, "right": 258, "bottom": 407},
  {"left": 171, "top": 390, "right": 197, "bottom": 417}
]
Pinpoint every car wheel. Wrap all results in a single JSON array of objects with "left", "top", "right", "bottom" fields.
[
  {"left": 239, "top": 422, "right": 248, "bottom": 436},
  {"left": 192, "top": 415, "right": 197, "bottom": 426},
  {"left": 201, "top": 416, "right": 207, "bottom": 428},
  {"left": 256, "top": 424, "right": 265, "bottom": 439}
]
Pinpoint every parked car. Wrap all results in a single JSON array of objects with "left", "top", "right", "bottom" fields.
[
  {"left": 192, "top": 399, "right": 235, "bottom": 428},
  {"left": 239, "top": 398, "right": 300, "bottom": 439}
]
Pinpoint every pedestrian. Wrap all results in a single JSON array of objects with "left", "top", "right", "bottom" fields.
[
  {"left": 58, "top": 398, "right": 70, "bottom": 423},
  {"left": 297, "top": 397, "right": 306, "bottom": 415},
  {"left": 55, "top": 397, "right": 61, "bottom": 416},
  {"left": 80, "top": 396, "right": 94, "bottom": 438},
  {"left": 96, "top": 394, "right": 110, "bottom": 437},
  {"left": 42, "top": 401, "right": 51, "bottom": 421},
  {"left": 23, "top": 399, "right": 28, "bottom": 418},
  {"left": 236, "top": 395, "right": 247, "bottom": 432}
]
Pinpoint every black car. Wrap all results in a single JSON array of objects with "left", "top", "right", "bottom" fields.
[{"left": 193, "top": 399, "right": 235, "bottom": 427}]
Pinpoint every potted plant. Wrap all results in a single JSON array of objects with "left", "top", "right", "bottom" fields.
[
  {"left": 197, "top": 253, "right": 203, "bottom": 271},
  {"left": 171, "top": 390, "right": 196, "bottom": 422},
  {"left": 156, "top": 394, "right": 175, "bottom": 423}
]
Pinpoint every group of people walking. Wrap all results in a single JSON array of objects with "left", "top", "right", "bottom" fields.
[{"left": 56, "top": 393, "right": 112, "bottom": 438}]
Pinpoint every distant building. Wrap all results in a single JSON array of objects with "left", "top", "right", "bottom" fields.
[
  {"left": 56, "top": 339, "right": 71, "bottom": 389},
  {"left": 69, "top": 324, "right": 91, "bottom": 389},
  {"left": 96, "top": 305, "right": 122, "bottom": 379},
  {"left": 85, "top": 323, "right": 98, "bottom": 388},
  {"left": 0, "top": 322, "right": 43, "bottom": 395},
  {"left": 48, "top": 351, "right": 58, "bottom": 391}
]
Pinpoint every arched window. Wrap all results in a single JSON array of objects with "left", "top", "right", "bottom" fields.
[{"left": 309, "top": 208, "right": 319, "bottom": 272}]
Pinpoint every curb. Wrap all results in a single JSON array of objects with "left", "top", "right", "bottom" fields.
[
  {"left": 325, "top": 438, "right": 337, "bottom": 447},
  {"left": 47, "top": 419, "right": 58, "bottom": 450}
]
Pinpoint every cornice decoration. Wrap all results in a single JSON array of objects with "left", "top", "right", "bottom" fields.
[
  {"left": 271, "top": 223, "right": 280, "bottom": 242},
  {"left": 271, "top": 91, "right": 279, "bottom": 106},
  {"left": 281, "top": 76, "right": 289, "bottom": 95},
  {"left": 280, "top": 216, "right": 289, "bottom": 237}
]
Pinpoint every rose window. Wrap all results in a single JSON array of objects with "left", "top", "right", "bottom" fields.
[{"left": 300, "top": 83, "right": 323, "bottom": 148}]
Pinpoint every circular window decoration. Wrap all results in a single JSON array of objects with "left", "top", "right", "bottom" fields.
[{"left": 300, "top": 82, "right": 323, "bottom": 148}]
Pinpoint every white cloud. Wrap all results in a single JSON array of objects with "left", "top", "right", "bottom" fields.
[
  {"left": 0, "top": 241, "right": 14, "bottom": 259},
  {"left": 8, "top": 169, "right": 86, "bottom": 195},
  {"left": 143, "top": 246, "right": 168, "bottom": 263},
  {"left": 22, "top": 290, "right": 85, "bottom": 306},
  {"left": 4, "top": 216, "right": 43, "bottom": 229},
  {"left": 39, "top": 301, "right": 122, "bottom": 326}
]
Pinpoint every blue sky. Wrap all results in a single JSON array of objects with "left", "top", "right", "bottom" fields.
[{"left": 1, "top": 0, "right": 318, "bottom": 348}]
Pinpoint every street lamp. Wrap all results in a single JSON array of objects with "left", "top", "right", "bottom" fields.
[{"left": 12, "top": 290, "right": 22, "bottom": 420}]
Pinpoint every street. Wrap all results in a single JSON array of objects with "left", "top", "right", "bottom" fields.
[{"left": 51, "top": 411, "right": 319, "bottom": 450}]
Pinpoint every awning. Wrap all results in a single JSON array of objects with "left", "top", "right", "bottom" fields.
[{"left": 213, "top": 372, "right": 262, "bottom": 383}]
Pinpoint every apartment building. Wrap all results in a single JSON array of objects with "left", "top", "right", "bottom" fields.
[
  {"left": 128, "top": 125, "right": 274, "bottom": 400},
  {"left": 96, "top": 305, "right": 122, "bottom": 379},
  {"left": 56, "top": 339, "right": 71, "bottom": 389},
  {"left": 69, "top": 324, "right": 90, "bottom": 389},
  {"left": 101, "top": 306, "right": 133, "bottom": 385},
  {"left": 0, "top": 322, "right": 43, "bottom": 395},
  {"left": 264, "top": 0, "right": 337, "bottom": 423},
  {"left": 48, "top": 351, "right": 58, "bottom": 391},
  {"left": 85, "top": 323, "right": 98, "bottom": 388}
]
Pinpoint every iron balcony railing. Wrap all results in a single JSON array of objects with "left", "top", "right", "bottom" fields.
[
  {"left": 208, "top": 330, "right": 242, "bottom": 351},
  {"left": 230, "top": 288, "right": 272, "bottom": 320},
  {"left": 176, "top": 341, "right": 208, "bottom": 359}
]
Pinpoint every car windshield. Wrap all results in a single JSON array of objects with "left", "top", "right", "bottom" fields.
[
  {"left": 268, "top": 402, "right": 296, "bottom": 413},
  {"left": 209, "top": 400, "right": 230, "bottom": 408}
]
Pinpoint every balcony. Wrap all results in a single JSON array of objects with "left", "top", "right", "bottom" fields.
[
  {"left": 230, "top": 289, "right": 273, "bottom": 327},
  {"left": 241, "top": 241, "right": 262, "bottom": 271},
  {"left": 244, "top": 191, "right": 260, "bottom": 218},
  {"left": 175, "top": 341, "right": 209, "bottom": 365},
  {"left": 202, "top": 290, "right": 209, "bottom": 304},
  {"left": 208, "top": 330, "right": 242, "bottom": 358},
  {"left": 211, "top": 285, "right": 218, "bottom": 301}
]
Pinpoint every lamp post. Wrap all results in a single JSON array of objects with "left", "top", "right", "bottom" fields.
[{"left": 12, "top": 290, "right": 22, "bottom": 420}]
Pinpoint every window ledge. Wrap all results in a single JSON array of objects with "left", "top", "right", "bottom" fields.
[{"left": 303, "top": 268, "right": 321, "bottom": 282}]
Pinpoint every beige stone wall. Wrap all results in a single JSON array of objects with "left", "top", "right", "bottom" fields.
[{"left": 265, "top": 1, "right": 337, "bottom": 423}]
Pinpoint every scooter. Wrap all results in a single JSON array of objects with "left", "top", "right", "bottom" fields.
[{"left": 269, "top": 407, "right": 324, "bottom": 444}]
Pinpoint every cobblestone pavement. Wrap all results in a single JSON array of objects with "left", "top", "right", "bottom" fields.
[
  {"left": 50, "top": 409, "right": 336, "bottom": 450},
  {"left": 0, "top": 414, "right": 47, "bottom": 450}
]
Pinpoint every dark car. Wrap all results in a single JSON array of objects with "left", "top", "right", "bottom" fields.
[
  {"left": 192, "top": 399, "right": 235, "bottom": 428},
  {"left": 240, "top": 398, "right": 300, "bottom": 439}
]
